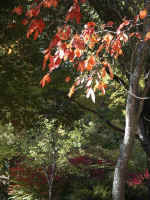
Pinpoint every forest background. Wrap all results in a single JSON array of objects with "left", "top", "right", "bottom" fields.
[{"left": 0, "top": 0, "right": 150, "bottom": 200}]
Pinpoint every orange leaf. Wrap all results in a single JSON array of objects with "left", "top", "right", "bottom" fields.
[
  {"left": 102, "top": 62, "right": 114, "bottom": 79},
  {"left": 12, "top": 6, "right": 23, "bottom": 15},
  {"left": 42, "top": 51, "right": 50, "bottom": 70},
  {"left": 86, "top": 55, "right": 96, "bottom": 71},
  {"left": 77, "top": 61, "right": 85, "bottom": 72},
  {"left": 74, "top": 48, "right": 82, "bottom": 57},
  {"left": 87, "top": 22, "right": 96, "bottom": 28},
  {"left": 88, "top": 33, "right": 99, "bottom": 49},
  {"left": 53, "top": 0, "right": 58, "bottom": 7},
  {"left": 86, "top": 64, "right": 93, "bottom": 71},
  {"left": 139, "top": 9, "right": 147, "bottom": 19},
  {"left": 43, "top": 0, "right": 58, "bottom": 8},
  {"left": 65, "top": 76, "right": 71, "bottom": 83},
  {"left": 40, "top": 74, "right": 51, "bottom": 88},
  {"left": 88, "top": 55, "right": 96, "bottom": 66},
  {"left": 96, "top": 82, "right": 107, "bottom": 95},
  {"left": 33, "top": 30, "right": 39, "bottom": 40}
]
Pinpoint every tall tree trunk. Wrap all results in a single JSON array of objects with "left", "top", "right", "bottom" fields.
[
  {"left": 112, "top": 0, "right": 150, "bottom": 197},
  {"left": 112, "top": 72, "right": 139, "bottom": 200}
]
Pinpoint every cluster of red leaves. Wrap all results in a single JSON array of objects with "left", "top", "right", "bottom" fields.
[
  {"left": 127, "top": 169, "right": 150, "bottom": 186},
  {"left": 12, "top": 0, "right": 150, "bottom": 102},
  {"left": 9, "top": 156, "right": 149, "bottom": 197},
  {"left": 69, "top": 155, "right": 94, "bottom": 165},
  {"left": 9, "top": 163, "right": 61, "bottom": 197},
  {"left": 69, "top": 156, "right": 115, "bottom": 166}
]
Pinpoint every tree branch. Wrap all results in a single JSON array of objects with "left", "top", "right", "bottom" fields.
[{"left": 72, "top": 99, "right": 124, "bottom": 134}]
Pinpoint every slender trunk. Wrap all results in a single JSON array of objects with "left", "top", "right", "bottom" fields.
[
  {"left": 43, "top": 162, "right": 56, "bottom": 200},
  {"left": 112, "top": 6, "right": 150, "bottom": 197},
  {"left": 112, "top": 82, "right": 138, "bottom": 200}
]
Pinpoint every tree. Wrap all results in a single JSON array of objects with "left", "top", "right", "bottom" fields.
[{"left": 12, "top": 0, "right": 150, "bottom": 199}]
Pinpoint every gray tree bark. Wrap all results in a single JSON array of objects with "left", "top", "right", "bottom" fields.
[{"left": 112, "top": 1, "right": 150, "bottom": 199}]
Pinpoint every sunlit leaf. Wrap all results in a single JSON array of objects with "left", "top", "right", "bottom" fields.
[
  {"left": 139, "top": 9, "right": 147, "bottom": 19},
  {"left": 40, "top": 74, "right": 51, "bottom": 88}
]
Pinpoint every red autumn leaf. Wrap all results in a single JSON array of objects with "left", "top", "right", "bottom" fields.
[
  {"left": 72, "top": 34, "right": 85, "bottom": 49},
  {"left": 22, "top": 18, "right": 28, "bottom": 26},
  {"left": 87, "top": 22, "right": 96, "bottom": 28},
  {"left": 65, "top": 76, "right": 71, "bottom": 83},
  {"left": 66, "top": 3, "right": 81, "bottom": 24},
  {"left": 12, "top": 6, "right": 23, "bottom": 15},
  {"left": 43, "top": 0, "right": 58, "bottom": 8},
  {"left": 54, "top": 56, "right": 62, "bottom": 67},
  {"left": 57, "top": 26, "right": 71, "bottom": 40},
  {"left": 32, "top": 7, "right": 40, "bottom": 17},
  {"left": 77, "top": 61, "right": 85, "bottom": 72},
  {"left": 88, "top": 33, "right": 99, "bottom": 49},
  {"left": 68, "top": 50, "right": 75, "bottom": 62},
  {"left": 27, "top": 19, "right": 45, "bottom": 39},
  {"left": 40, "top": 74, "right": 51, "bottom": 88},
  {"left": 86, "top": 55, "right": 96, "bottom": 71},
  {"left": 25, "top": 7, "right": 40, "bottom": 18},
  {"left": 42, "top": 50, "right": 50, "bottom": 70},
  {"left": 106, "top": 21, "right": 114, "bottom": 26},
  {"left": 33, "top": 30, "right": 39, "bottom": 40}
]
